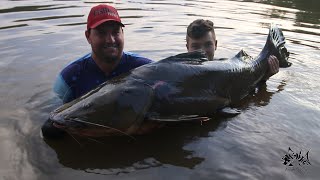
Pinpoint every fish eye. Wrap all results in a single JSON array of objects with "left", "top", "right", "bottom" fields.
[
  {"left": 82, "top": 102, "right": 92, "bottom": 109},
  {"left": 121, "top": 89, "right": 131, "bottom": 95}
]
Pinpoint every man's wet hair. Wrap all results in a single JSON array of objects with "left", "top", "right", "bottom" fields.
[{"left": 186, "top": 19, "right": 215, "bottom": 42}]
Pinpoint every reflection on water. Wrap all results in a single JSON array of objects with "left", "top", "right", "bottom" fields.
[
  {"left": 0, "top": 5, "right": 57, "bottom": 13},
  {"left": 14, "top": 15, "right": 84, "bottom": 22},
  {"left": 243, "top": 0, "right": 320, "bottom": 24},
  {"left": 0, "top": 0, "right": 320, "bottom": 179},
  {"left": 43, "top": 126, "right": 208, "bottom": 173},
  {"left": 0, "top": 23, "right": 28, "bottom": 30},
  {"left": 234, "top": 80, "right": 287, "bottom": 108}
]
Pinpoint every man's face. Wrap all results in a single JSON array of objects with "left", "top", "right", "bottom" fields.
[
  {"left": 86, "top": 22, "right": 124, "bottom": 63},
  {"left": 186, "top": 31, "right": 217, "bottom": 60}
]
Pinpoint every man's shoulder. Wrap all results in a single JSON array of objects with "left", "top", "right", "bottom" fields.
[
  {"left": 109, "top": 51, "right": 153, "bottom": 76},
  {"left": 123, "top": 51, "right": 153, "bottom": 65},
  {"left": 60, "top": 53, "right": 92, "bottom": 77},
  {"left": 54, "top": 53, "right": 93, "bottom": 103}
]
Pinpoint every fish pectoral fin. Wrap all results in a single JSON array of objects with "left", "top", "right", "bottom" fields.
[
  {"left": 147, "top": 114, "right": 210, "bottom": 122},
  {"left": 178, "top": 115, "right": 211, "bottom": 121},
  {"left": 217, "top": 107, "right": 241, "bottom": 117}
]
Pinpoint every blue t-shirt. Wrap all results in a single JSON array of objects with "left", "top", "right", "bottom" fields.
[{"left": 53, "top": 51, "right": 153, "bottom": 103}]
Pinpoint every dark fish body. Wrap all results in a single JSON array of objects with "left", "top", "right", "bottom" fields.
[{"left": 50, "top": 25, "right": 291, "bottom": 137}]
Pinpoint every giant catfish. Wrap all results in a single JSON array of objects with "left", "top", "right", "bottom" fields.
[{"left": 49, "top": 25, "right": 291, "bottom": 137}]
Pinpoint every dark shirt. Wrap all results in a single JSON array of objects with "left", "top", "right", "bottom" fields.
[{"left": 53, "top": 51, "right": 153, "bottom": 103}]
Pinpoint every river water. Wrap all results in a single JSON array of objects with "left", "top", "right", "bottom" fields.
[{"left": 0, "top": 0, "right": 319, "bottom": 179}]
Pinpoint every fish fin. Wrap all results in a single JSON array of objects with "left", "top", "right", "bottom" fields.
[
  {"left": 234, "top": 49, "right": 253, "bottom": 62},
  {"left": 173, "top": 50, "right": 207, "bottom": 59},
  {"left": 161, "top": 51, "right": 207, "bottom": 62},
  {"left": 147, "top": 114, "right": 210, "bottom": 122},
  {"left": 268, "top": 24, "right": 291, "bottom": 67},
  {"left": 217, "top": 107, "right": 241, "bottom": 117}
]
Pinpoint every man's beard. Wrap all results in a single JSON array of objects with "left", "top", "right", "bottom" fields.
[
  {"left": 94, "top": 47, "right": 121, "bottom": 64},
  {"left": 102, "top": 55, "right": 118, "bottom": 63}
]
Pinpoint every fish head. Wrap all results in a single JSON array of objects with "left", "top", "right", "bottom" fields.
[{"left": 49, "top": 82, "right": 154, "bottom": 137}]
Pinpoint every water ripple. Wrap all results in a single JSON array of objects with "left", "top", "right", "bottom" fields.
[{"left": 14, "top": 14, "right": 84, "bottom": 22}]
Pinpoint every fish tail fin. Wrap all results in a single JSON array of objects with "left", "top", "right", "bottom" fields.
[{"left": 268, "top": 24, "right": 292, "bottom": 67}]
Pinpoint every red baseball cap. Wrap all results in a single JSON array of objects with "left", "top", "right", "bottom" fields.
[{"left": 87, "top": 4, "right": 124, "bottom": 30}]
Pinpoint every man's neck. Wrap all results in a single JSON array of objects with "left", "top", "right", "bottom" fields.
[{"left": 92, "top": 53, "right": 121, "bottom": 75}]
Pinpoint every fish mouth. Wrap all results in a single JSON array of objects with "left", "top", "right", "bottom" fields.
[
  {"left": 51, "top": 118, "right": 124, "bottom": 137},
  {"left": 52, "top": 122, "right": 66, "bottom": 129},
  {"left": 51, "top": 118, "right": 100, "bottom": 137},
  {"left": 49, "top": 114, "right": 88, "bottom": 130}
]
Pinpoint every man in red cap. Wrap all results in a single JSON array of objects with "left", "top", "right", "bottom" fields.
[
  {"left": 42, "top": 4, "right": 153, "bottom": 138},
  {"left": 53, "top": 4, "right": 153, "bottom": 103}
]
